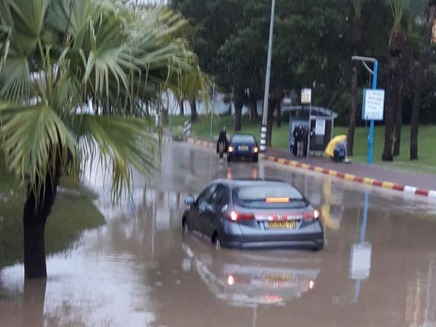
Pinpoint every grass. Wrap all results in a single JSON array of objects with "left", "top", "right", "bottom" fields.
[
  {"left": 166, "top": 114, "right": 436, "bottom": 175},
  {"left": 0, "top": 162, "right": 105, "bottom": 268}
]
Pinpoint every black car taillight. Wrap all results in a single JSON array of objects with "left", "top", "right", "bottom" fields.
[
  {"left": 224, "top": 211, "right": 255, "bottom": 222},
  {"left": 303, "top": 210, "right": 320, "bottom": 220}
]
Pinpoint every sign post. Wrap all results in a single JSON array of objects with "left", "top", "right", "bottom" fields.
[
  {"left": 260, "top": 0, "right": 276, "bottom": 153},
  {"left": 301, "top": 88, "right": 312, "bottom": 157},
  {"left": 351, "top": 56, "right": 383, "bottom": 165}
]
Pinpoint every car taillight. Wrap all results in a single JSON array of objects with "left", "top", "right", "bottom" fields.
[
  {"left": 253, "top": 146, "right": 259, "bottom": 153},
  {"left": 303, "top": 210, "right": 320, "bottom": 220},
  {"left": 228, "top": 145, "right": 234, "bottom": 152},
  {"left": 225, "top": 211, "right": 255, "bottom": 221}
]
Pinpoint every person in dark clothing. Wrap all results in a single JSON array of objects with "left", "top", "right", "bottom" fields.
[
  {"left": 292, "top": 124, "right": 304, "bottom": 157},
  {"left": 302, "top": 125, "right": 309, "bottom": 157},
  {"left": 292, "top": 131, "right": 298, "bottom": 156},
  {"left": 216, "top": 126, "right": 228, "bottom": 158},
  {"left": 333, "top": 140, "right": 346, "bottom": 162}
]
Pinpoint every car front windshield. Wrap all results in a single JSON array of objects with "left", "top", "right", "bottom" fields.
[{"left": 233, "top": 184, "right": 308, "bottom": 209}]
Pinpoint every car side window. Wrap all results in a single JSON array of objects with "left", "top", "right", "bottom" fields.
[
  {"left": 209, "top": 185, "right": 226, "bottom": 208},
  {"left": 197, "top": 184, "right": 217, "bottom": 210}
]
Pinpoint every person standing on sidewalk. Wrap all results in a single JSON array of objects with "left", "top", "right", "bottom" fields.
[{"left": 293, "top": 124, "right": 304, "bottom": 157}]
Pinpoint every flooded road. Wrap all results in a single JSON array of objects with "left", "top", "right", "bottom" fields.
[{"left": 1, "top": 141, "right": 436, "bottom": 327}]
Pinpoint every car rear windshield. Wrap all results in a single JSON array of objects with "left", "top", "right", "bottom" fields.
[
  {"left": 233, "top": 184, "right": 308, "bottom": 209},
  {"left": 231, "top": 134, "right": 255, "bottom": 143}
]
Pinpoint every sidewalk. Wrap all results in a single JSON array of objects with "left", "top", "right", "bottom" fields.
[
  {"left": 185, "top": 137, "right": 436, "bottom": 199},
  {"left": 263, "top": 147, "right": 436, "bottom": 198}
]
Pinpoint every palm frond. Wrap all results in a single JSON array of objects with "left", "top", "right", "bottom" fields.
[
  {"left": 0, "top": 56, "right": 33, "bottom": 101},
  {"left": 72, "top": 114, "right": 160, "bottom": 199},
  {"left": 0, "top": 0, "right": 206, "bottom": 203},
  {"left": 0, "top": 102, "right": 78, "bottom": 193}
]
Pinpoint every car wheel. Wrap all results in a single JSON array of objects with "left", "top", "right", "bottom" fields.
[{"left": 252, "top": 156, "right": 258, "bottom": 162}]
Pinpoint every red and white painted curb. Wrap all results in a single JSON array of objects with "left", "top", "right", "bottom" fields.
[
  {"left": 187, "top": 138, "right": 436, "bottom": 199},
  {"left": 261, "top": 154, "right": 436, "bottom": 199}
]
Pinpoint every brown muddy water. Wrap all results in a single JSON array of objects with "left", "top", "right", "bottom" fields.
[{"left": 1, "top": 142, "right": 436, "bottom": 327}]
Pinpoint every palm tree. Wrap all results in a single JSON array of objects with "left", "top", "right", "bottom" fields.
[
  {"left": 392, "top": 0, "right": 426, "bottom": 156},
  {"left": 410, "top": 0, "right": 436, "bottom": 160},
  {"left": 0, "top": 0, "right": 205, "bottom": 278}
]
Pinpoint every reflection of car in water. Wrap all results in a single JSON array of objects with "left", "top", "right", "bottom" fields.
[{"left": 181, "top": 235, "right": 321, "bottom": 308}]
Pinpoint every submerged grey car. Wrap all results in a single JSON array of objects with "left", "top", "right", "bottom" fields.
[{"left": 182, "top": 179, "right": 324, "bottom": 251}]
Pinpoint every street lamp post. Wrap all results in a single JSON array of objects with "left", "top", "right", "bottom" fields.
[
  {"left": 259, "top": 0, "right": 276, "bottom": 152},
  {"left": 351, "top": 56, "right": 378, "bottom": 165}
]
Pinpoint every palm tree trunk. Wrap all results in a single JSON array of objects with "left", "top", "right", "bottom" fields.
[
  {"left": 179, "top": 98, "right": 185, "bottom": 116},
  {"left": 189, "top": 97, "right": 197, "bottom": 122},
  {"left": 382, "top": 56, "right": 400, "bottom": 161},
  {"left": 248, "top": 97, "right": 258, "bottom": 122},
  {"left": 393, "top": 91, "right": 403, "bottom": 156},
  {"left": 23, "top": 169, "right": 61, "bottom": 279},
  {"left": 410, "top": 1, "right": 436, "bottom": 160},
  {"left": 234, "top": 94, "right": 243, "bottom": 132},
  {"left": 233, "top": 86, "right": 246, "bottom": 132},
  {"left": 383, "top": 24, "right": 405, "bottom": 162}
]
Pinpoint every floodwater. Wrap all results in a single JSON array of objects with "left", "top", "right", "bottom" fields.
[{"left": 1, "top": 141, "right": 436, "bottom": 327}]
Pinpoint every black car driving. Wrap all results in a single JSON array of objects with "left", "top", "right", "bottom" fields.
[{"left": 227, "top": 133, "right": 259, "bottom": 162}]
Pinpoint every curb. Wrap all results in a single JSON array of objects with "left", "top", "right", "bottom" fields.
[
  {"left": 186, "top": 137, "right": 436, "bottom": 199},
  {"left": 261, "top": 154, "right": 436, "bottom": 199}
]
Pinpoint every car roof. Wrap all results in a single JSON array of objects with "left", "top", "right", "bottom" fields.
[
  {"left": 211, "top": 178, "right": 294, "bottom": 188},
  {"left": 229, "top": 133, "right": 256, "bottom": 139}
]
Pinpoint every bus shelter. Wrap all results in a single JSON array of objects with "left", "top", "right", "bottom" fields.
[{"left": 284, "top": 105, "right": 338, "bottom": 156}]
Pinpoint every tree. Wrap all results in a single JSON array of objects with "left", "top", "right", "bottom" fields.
[
  {"left": 382, "top": 0, "right": 408, "bottom": 161},
  {"left": 392, "top": 0, "right": 426, "bottom": 156},
  {"left": 0, "top": 0, "right": 205, "bottom": 278},
  {"left": 348, "top": 0, "right": 366, "bottom": 156},
  {"left": 410, "top": 0, "right": 436, "bottom": 160}
]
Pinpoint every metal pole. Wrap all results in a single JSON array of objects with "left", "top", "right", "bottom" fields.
[
  {"left": 351, "top": 56, "right": 378, "bottom": 165},
  {"left": 260, "top": 0, "right": 276, "bottom": 152},
  {"left": 306, "top": 104, "right": 312, "bottom": 157},
  {"left": 209, "top": 81, "right": 215, "bottom": 139},
  {"left": 368, "top": 60, "right": 378, "bottom": 165}
]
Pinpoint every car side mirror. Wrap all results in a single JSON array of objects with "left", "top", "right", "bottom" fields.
[{"left": 184, "top": 195, "right": 195, "bottom": 205}]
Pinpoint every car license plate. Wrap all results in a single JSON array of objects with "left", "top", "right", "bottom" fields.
[
  {"left": 266, "top": 221, "right": 296, "bottom": 229},
  {"left": 238, "top": 145, "right": 249, "bottom": 151}
]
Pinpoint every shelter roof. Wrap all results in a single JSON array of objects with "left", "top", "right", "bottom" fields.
[{"left": 282, "top": 105, "right": 338, "bottom": 119}]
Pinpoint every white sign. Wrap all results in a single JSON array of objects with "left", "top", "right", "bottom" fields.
[
  {"left": 350, "top": 242, "right": 372, "bottom": 280},
  {"left": 283, "top": 97, "right": 292, "bottom": 104},
  {"left": 301, "top": 88, "right": 312, "bottom": 104},
  {"left": 362, "top": 89, "right": 385, "bottom": 121},
  {"left": 315, "top": 119, "right": 326, "bottom": 135}
]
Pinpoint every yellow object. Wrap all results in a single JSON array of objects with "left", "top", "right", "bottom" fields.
[{"left": 324, "top": 135, "right": 347, "bottom": 157}]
